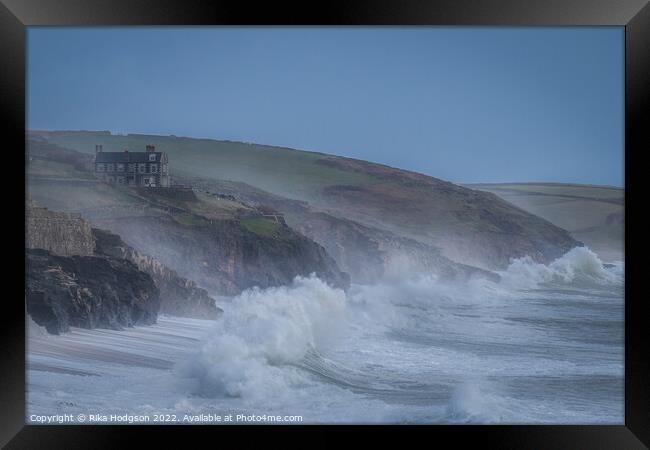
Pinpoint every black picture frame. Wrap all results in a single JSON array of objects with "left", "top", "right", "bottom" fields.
[{"left": 2, "top": 0, "right": 648, "bottom": 447}]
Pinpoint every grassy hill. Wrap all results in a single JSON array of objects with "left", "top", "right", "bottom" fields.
[
  {"left": 466, "top": 183, "right": 624, "bottom": 262},
  {"left": 33, "top": 131, "right": 376, "bottom": 201},
  {"left": 27, "top": 148, "right": 274, "bottom": 236},
  {"left": 29, "top": 130, "right": 581, "bottom": 270}
]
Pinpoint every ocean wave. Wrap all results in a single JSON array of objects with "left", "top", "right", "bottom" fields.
[
  {"left": 177, "top": 246, "right": 623, "bottom": 405},
  {"left": 499, "top": 246, "right": 623, "bottom": 289},
  {"left": 178, "top": 274, "right": 347, "bottom": 398}
]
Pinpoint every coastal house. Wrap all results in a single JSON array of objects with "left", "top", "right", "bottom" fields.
[{"left": 94, "top": 144, "right": 170, "bottom": 187}]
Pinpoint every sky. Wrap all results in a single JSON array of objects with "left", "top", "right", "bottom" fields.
[{"left": 27, "top": 27, "right": 624, "bottom": 186}]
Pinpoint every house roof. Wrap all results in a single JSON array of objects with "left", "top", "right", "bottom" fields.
[{"left": 95, "top": 152, "right": 165, "bottom": 163}]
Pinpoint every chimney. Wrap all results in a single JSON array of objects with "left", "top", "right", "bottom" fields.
[
  {"left": 124, "top": 148, "right": 129, "bottom": 153},
  {"left": 146, "top": 144, "right": 155, "bottom": 153},
  {"left": 95, "top": 144, "right": 103, "bottom": 153}
]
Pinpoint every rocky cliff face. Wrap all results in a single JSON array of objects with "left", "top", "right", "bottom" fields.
[
  {"left": 95, "top": 214, "right": 351, "bottom": 296},
  {"left": 92, "top": 227, "right": 221, "bottom": 318},
  {"left": 26, "top": 204, "right": 95, "bottom": 256},
  {"left": 288, "top": 209, "right": 500, "bottom": 283},
  {"left": 26, "top": 249, "right": 160, "bottom": 334},
  {"left": 182, "top": 178, "right": 499, "bottom": 284},
  {"left": 25, "top": 202, "right": 220, "bottom": 319}
]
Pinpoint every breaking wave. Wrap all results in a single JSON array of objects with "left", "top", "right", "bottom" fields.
[
  {"left": 179, "top": 275, "right": 347, "bottom": 398},
  {"left": 178, "top": 247, "right": 623, "bottom": 422},
  {"left": 500, "top": 246, "right": 623, "bottom": 289}
]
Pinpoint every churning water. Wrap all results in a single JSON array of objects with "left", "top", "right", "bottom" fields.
[{"left": 27, "top": 247, "right": 623, "bottom": 424}]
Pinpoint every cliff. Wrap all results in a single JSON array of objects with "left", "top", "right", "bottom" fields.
[
  {"left": 25, "top": 205, "right": 160, "bottom": 333},
  {"left": 183, "top": 178, "right": 499, "bottom": 284},
  {"left": 26, "top": 248, "right": 159, "bottom": 334},
  {"left": 313, "top": 156, "right": 581, "bottom": 270},
  {"left": 26, "top": 203, "right": 95, "bottom": 256},
  {"left": 26, "top": 139, "right": 352, "bottom": 295},
  {"left": 95, "top": 214, "right": 351, "bottom": 296},
  {"left": 26, "top": 203, "right": 221, "bottom": 330},
  {"left": 92, "top": 227, "right": 221, "bottom": 318}
]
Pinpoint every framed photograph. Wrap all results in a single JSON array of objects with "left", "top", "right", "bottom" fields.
[{"left": 2, "top": 0, "right": 648, "bottom": 447}]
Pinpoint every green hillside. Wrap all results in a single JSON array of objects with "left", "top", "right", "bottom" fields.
[
  {"left": 27, "top": 153, "right": 259, "bottom": 228},
  {"left": 27, "top": 158, "right": 95, "bottom": 180},
  {"left": 37, "top": 131, "right": 376, "bottom": 201}
]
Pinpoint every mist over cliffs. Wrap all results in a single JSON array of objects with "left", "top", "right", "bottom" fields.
[
  {"left": 26, "top": 130, "right": 588, "bottom": 333},
  {"left": 29, "top": 131, "right": 580, "bottom": 273},
  {"left": 26, "top": 203, "right": 222, "bottom": 332}
]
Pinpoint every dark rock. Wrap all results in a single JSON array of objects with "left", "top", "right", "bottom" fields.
[
  {"left": 26, "top": 248, "right": 160, "bottom": 334},
  {"left": 92, "top": 227, "right": 221, "bottom": 319}
]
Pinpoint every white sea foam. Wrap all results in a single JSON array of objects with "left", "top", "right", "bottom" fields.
[
  {"left": 499, "top": 246, "right": 623, "bottom": 289},
  {"left": 27, "top": 316, "right": 50, "bottom": 338},
  {"left": 26, "top": 248, "right": 623, "bottom": 424},
  {"left": 180, "top": 247, "right": 623, "bottom": 404},
  {"left": 180, "top": 274, "right": 347, "bottom": 398},
  {"left": 445, "top": 379, "right": 507, "bottom": 423}
]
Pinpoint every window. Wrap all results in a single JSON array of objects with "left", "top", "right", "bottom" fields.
[
  {"left": 117, "top": 163, "right": 125, "bottom": 172},
  {"left": 149, "top": 154, "right": 157, "bottom": 162},
  {"left": 143, "top": 177, "right": 150, "bottom": 186},
  {"left": 107, "top": 164, "right": 114, "bottom": 172},
  {"left": 96, "top": 163, "right": 105, "bottom": 172},
  {"left": 127, "top": 163, "right": 135, "bottom": 172},
  {"left": 117, "top": 176, "right": 125, "bottom": 184},
  {"left": 150, "top": 164, "right": 158, "bottom": 173},
  {"left": 138, "top": 163, "right": 146, "bottom": 173},
  {"left": 162, "top": 164, "right": 167, "bottom": 173}
]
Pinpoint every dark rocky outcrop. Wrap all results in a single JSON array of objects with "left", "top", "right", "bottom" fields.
[
  {"left": 27, "top": 199, "right": 222, "bottom": 319},
  {"left": 26, "top": 249, "right": 160, "bottom": 334},
  {"left": 92, "top": 227, "right": 221, "bottom": 318}
]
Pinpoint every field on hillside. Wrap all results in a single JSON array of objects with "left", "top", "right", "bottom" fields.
[
  {"left": 39, "top": 131, "right": 377, "bottom": 201},
  {"left": 467, "top": 183, "right": 624, "bottom": 262},
  {"left": 27, "top": 158, "right": 94, "bottom": 180}
]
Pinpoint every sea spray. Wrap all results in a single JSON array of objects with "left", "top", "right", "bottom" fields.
[
  {"left": 180, "top": 274, "right": 347, "bottom": 398},
  {"left": 499, "top": 246, "right": 623, "bottom": 289},
  {"left": 26, "top": 246, "right": 623, "bottom": 423},
  {"left": 445, "top": 379, "right": 508, "bottom": 423},
  {"left": 170, "top": 247, "right": 623, "bottom": 422}
]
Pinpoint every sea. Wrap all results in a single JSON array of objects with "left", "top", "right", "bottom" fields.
[{"left": 27, "top": 247, "right": 624, "bottom": 424}]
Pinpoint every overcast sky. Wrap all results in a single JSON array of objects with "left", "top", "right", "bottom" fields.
[{"left": 27, "top": 27, "right": 624, "bottom": 186}]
